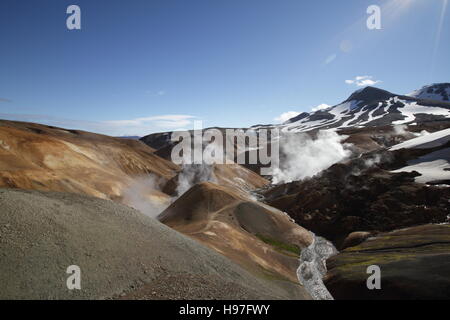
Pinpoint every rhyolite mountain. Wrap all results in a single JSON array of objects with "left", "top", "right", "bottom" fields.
[
  {"left": 279, "top": 84, "right": 450, "bottom": 132},
  {"left": 1, "top": 82, "right": 449, "bottom": 300}
]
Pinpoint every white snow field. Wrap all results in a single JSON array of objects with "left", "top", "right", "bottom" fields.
[
  {"left": 390, "top": 128, "right": 450, "bottom": 151},
  {"left": 391, "top": 132, "right": 450, "bottom": 184}
]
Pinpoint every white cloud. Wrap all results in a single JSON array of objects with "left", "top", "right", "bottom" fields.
[
  {"left": 98, "top": 114, "right": 197, "bottom": 135},
  {"left": 105, "top": 115, "right": 194, "bottom": 129},
  {"left": 311, "top": 104, "right": 331, "bottom": 112},
  {"left": 274, "top": 111, "right": 300, "bottom": 123},
  {"left": 345, "top": 75, "right": 381, "bottom": 87}
]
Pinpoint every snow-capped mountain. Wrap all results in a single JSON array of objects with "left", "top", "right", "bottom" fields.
[
  {"left": 408, "top": 83, "right": 450, "bottom": 102},
  {"left": 281, "top": 84, "right": 450, "bottom": 132}
]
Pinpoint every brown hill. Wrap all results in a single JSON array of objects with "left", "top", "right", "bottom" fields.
[
  {"left": 0, "top": 120, "right": 178, "bottom": 203},
  {"left": 0, "top": 120, "right": 267, "bottom": 210},
  {"left": 161, "top": 163, "right": 268, "bottom": 197},
  {"left": 159, "top": 182, "right": 313, "bottom": 286}
]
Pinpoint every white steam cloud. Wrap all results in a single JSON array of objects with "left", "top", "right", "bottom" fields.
[
  {"left": 393, "top": 124, "right": 408, "bottom": 135},
  {"left": 122, "top": 176, "right": 171, "bottom": 218},
  {"left": 123, "top": 130, "right": 352, "bottom": 217},
  {"left": 176, "top": 164, "right": 217, "bottom": 196},
  {"left": 272, "top": 130, "right": 352, "bottom": 184},
  {"left": 364, "top": 154, "right": 382, "bottom": 168},
  {"left": 122, "top": 164, "right": 218, "bottom": 219}
]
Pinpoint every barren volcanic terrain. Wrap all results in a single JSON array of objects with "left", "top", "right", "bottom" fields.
[
  {"left": 0, "top": 120, "right": 311, "bottom": 299},
  {"left": 0, "top": 188, "right": 309, "bottom": 299},
  {"left": 1, "top": 84, "right": 450, "bottom": 300},
  {"left": 159, "top": 182, "right": 313, "bottom": 283}
]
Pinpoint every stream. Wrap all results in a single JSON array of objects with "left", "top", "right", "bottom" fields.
[{"left": 297, "top": 233, "right": 338, "bottom": 300}]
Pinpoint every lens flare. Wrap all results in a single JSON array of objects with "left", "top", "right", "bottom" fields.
[{"left": 431, "top": 0, "right": 449, "bottom": 75}]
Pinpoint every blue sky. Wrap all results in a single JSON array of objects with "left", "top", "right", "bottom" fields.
[{"left": 0, "top": 0, "right": 449, "bottom": 136}]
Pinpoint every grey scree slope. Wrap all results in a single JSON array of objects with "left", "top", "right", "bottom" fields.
[{"left": 0, "top": 188, "right": 310, "bottom": 300}]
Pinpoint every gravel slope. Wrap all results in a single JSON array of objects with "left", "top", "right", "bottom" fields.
[{"left": 0, "top": 188, "right": 310, "bottom": 300}]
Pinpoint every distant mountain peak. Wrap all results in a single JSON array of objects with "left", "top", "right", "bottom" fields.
[
  {"left": 281, "top": 82, "right": 450, "bottom": 132},
  {"left": 408, "top": 83, "right": 450, "bottom": 102},
  {"left": 344, "top": 86, "right": 394, "bottom": 104}
]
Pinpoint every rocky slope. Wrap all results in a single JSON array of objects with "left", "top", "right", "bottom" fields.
[
  {"left": 0, "top": 120, "right": 266, "bottom": 214},
  {"left": 262, "top": 126, "right": 450, "bottom": 248},
  {"left": 0, "top": 120, "right": 178, "bottom": 203},
  {"left": 2, "top": 82, "right": 450, "bottom": 300},
  {"left": 159, "top": 182, "right": 313, "bottom": 287},
  {"left": 263, "top": 164, "right": 449, "bottom": 248},
  {"left": 0, "top": 120, "right": 312, "bottom": 299},
  {"left": 0, "top": 188, "right": 310, "bottom": 300}
]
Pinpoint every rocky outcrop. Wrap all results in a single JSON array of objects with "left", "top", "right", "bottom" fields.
[
  {"left": 324, "top": 224, "right": 450, "bottom": 300},
  {"left": 341, "top": 232, "right": 374, "bottom": 250},
  {"left": 263, "top": 158, "right": 450, "bottom": 248}
]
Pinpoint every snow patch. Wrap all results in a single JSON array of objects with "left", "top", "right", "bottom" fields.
[
  {"left": 393, "top": 100, "right": 450, "bottom": 125},
  {"left": 390, "top": 128, "right": 450, "bottom": 150},
  {"left": 408, "top": 84, "right": 450, "bottom": 102},
  {"left": 392, "top": 161, "right": 450, "bottom": 184},
  {"left": 391, "top": 148, "right": 450, "bottom": 184}
]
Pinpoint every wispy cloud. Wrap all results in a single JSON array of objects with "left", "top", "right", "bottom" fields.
[
  {"left": 104, "top": 114, "right": 195, "bottom": 130},
  {"left": 0, "top": 98, "right": 12, "bottom": 103},
  {"left": 274, "top": 111, "right": 300, "bottom": 123},
  {"left": 345, "top": 75, "right": 381, "bottom": 87},
  {"left": 324, "top": 53, "right": 337, "bottom": 65},
  {"left": 0, "top": 113, "right": 197, "bottom": 137},
  {"left": 146, "top": 90, "right": 166, "bottom": 97}
]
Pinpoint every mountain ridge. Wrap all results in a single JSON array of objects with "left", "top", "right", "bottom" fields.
[{"left": 281, "top": 83, "right": 450, "bottom": 132}]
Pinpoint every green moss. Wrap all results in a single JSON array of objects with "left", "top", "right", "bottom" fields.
[
  {"left": 259, "top": 268, "right": 293, "bottom": 282},
  {"left": 330, "top": 248, "right": 447, "bottom": 275},
  {"left": 256, "top": 234, "right": 301, "bottom": 256}
]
